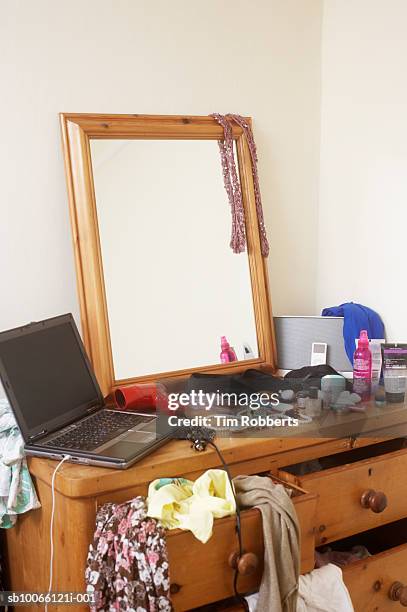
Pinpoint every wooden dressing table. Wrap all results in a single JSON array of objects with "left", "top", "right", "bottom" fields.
[
  {"left": 30, "top": 112, "right": 406, "bottom": 611},
  {"left": 5, "top": 402, "right": 407, "bottom": 611}
]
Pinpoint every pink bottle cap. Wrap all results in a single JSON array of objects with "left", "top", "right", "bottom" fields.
[
  {"left": 221, "top": 336, "right": 230, "bottom": 349},
  {"left": 358, "top": 330, "right": 369, "bottom": 347}
]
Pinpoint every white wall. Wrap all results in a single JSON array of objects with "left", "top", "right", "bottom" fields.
[
  {"left": 0, "top": 0, "right": 323, "bottom": 343},
  {"left": 318, "top": 0, "right": 407, "bottom": 340}
]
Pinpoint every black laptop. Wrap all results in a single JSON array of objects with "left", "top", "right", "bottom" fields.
[{"left": 0, "top": 314, "right": 168, "bottom": 468}]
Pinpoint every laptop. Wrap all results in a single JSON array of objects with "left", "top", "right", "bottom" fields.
[{"left": 0, "top": 313, "right": 169, "bottom": 468}]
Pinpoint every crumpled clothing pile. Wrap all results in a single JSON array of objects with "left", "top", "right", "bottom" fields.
[
  {"left": 147, "top": 469, "right": 236, "bottom": 543},
  {"left": 246, "top": 564, "right": 354, "bottom": 612},
  {"left": 0, "top": 398, "right": 40, "bottom": 527}
]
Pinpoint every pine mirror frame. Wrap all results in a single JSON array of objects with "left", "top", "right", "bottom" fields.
[{"left": 60, "top": 113, "right": 276, "bottom": 397}]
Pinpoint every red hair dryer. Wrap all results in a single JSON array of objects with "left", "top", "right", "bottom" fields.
[{"left": 114, "top": 383, "right": 166, "bottom": 411}]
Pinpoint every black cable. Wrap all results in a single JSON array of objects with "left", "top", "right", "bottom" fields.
[
  {"left": 207, "top": 441, "right": 249, "bottom": 612},
  {"left": 180, "top": 426, "right": 249, "bottom": 610}
]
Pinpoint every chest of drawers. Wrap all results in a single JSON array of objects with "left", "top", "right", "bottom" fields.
[
  {"left": 167, "top": 477, "right": 317, "bottom": 611},
  {"left": 4, "top": 413, "right": 407, "bottom": 612}
]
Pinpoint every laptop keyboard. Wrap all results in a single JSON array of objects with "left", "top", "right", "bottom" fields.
[{"left": 43, "top": 410, "right": 154, "bottom": 452}]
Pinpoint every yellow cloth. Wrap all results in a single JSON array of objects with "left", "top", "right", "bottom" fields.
[{"left": 147, "top": 469, "right": 236, "bottom": 543}]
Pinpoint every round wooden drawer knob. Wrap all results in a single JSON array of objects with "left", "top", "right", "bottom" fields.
[
  {"left": 360, "top": 489, "right": 387, "bottom": 513},
  {"left": 228, "top": 551, "right": 259, "bottom": 576},
  {"left": 389, "top": 582, "right": 407, "bottom": 606}
]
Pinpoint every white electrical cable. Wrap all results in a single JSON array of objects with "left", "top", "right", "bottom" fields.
[{"left": 45, "top": 455, "right": 71, "bottom": 612}]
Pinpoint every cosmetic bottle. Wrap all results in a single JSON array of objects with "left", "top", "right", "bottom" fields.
[
  {"left": 381, "top": 343, "right": 407, "bottom": 403},
  {"left": 295, "top": 391, "right": 309, "bottom": 410},
  {"left": 220, "top": 336, "right": 237, "bottom": 363},
  {"left": 374, "top": 385, "right": 387, "bottom": 407},
  {"left": 305, "top": 387, "right": 322, "bottom": 417},
  {"left": 353, "top": 330, "right": 372, "bottom": 401}
]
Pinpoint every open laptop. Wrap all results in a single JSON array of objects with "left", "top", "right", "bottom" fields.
[{"left": 0, "top": 314, "right": 169, "bottom": 468}]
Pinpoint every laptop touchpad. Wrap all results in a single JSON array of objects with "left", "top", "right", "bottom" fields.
[
  {"left": 125, "top": 431, "right": 157, "bottom": 443},
  {"left": 99, "top": 441, "right": 148, "bottom": 458}
]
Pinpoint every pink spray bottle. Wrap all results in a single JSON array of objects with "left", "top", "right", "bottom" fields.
[
  {"left": 353, "top": 330, "right": 372, "bottom": 401},
  {"left": 220, "top": 336, "right": 237, "bottom": 363}
]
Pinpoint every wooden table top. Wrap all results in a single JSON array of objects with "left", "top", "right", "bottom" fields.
[{"left": 28, "top": 400, "right": 407, "bottom": 499}]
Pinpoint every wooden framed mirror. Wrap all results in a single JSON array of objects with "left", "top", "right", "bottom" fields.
[{"left": 60, "top": 113, "right": 276, "bottom": 396}]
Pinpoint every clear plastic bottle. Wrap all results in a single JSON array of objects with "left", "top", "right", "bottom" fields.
[
  {"left": 353, "top": 330, "right": 372, "bottom": 401},
  {"left": 305, "top": 386, "right": 322, "bottom": 417}
]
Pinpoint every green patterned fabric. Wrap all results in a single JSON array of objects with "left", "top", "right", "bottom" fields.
[{"left": 0, "top": 399, "right": 40, "bottom": 528}]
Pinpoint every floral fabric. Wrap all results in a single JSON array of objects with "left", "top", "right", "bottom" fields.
[{"left": 86, "top": 496, "right": 173, "bottom": 612}]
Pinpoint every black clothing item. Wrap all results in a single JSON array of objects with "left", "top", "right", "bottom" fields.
[
  {"left": 187, "top": 366, "right": 351, "bottom": 397},
  {"left": 186, "top": 369, "right": 289, "bottom": 395},
  {"left": 284, "top": 364, "right": 352, "bottom": 392}
]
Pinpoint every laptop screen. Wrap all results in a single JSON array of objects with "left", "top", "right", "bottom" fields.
[{"left": 0, "top": 314, "right": 103, "bottom": 441}]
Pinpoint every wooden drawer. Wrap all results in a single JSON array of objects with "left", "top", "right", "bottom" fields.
[
  {"left": 328, "top": 519, "right": 407, "bottom": 611},
  {"left": 279, "top": 439, "right": 407, "bottom": 545},
  {"left": 95, "top": 457, "right": 278, "bottom": 508},
  {"left": 167, "top": 476, "right": 317, "bottom": 611}
]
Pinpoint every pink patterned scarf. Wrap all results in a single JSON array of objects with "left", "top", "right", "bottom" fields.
[{"left": 211, "top": 113, "right": 269, "bottom": 257}]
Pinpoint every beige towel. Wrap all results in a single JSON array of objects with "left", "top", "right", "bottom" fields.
[{"left": 234, "top": 475, "right": 300, "bottom": 612}]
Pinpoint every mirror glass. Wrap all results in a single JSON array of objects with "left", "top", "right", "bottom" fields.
[{"left": 90, "top": 139, "right": 259, "bottom": 378}]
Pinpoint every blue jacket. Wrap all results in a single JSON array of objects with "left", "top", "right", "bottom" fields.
[{"left": 321, "top": 302, "right": 385, "bottom": 365}]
